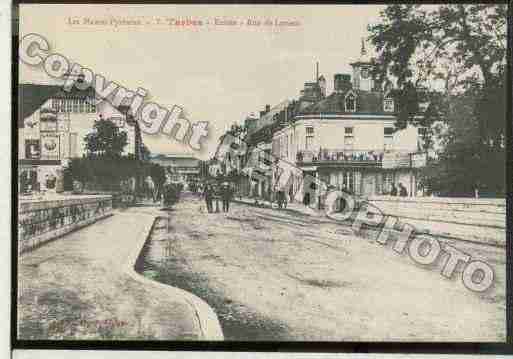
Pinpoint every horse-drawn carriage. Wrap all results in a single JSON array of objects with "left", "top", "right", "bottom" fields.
[{"left": 162, "top": 181, "right": 183, "bottom": 208}]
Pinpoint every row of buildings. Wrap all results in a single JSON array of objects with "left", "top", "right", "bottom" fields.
[{"left": 215, "top": 43, "right": 427, "bottom": 207}]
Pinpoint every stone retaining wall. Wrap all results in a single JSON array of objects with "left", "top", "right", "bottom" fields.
[{"left": 18, "top": 195, "right": 113, "bottom": 253}]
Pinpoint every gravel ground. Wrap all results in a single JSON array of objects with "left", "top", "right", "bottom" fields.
[{"left": 140, "top": 193, "right": 506, "bottom": 342}]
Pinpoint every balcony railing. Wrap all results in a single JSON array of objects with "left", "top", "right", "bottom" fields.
[
  {"left": 297, "top": 149, "right": 385, "bottom": 165},
  {"left": 296, "top": 149, "right": 425, "bottom": 168}
]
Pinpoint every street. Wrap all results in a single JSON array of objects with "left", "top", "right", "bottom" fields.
[{"left": 137, "top": 193, "right": 506, "bottom": 341}]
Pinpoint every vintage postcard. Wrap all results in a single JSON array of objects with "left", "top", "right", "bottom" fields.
[{"left": 15, "top": 3, "right": 507, "bottom": 344}]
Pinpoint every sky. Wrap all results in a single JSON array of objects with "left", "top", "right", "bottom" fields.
[{"left": 20, "top": 4, "right": 385, "bottom": 160}]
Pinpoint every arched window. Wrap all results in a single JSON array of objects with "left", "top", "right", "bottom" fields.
[{"left": 345, "top": 92, "right": 356, "bottom": 112}]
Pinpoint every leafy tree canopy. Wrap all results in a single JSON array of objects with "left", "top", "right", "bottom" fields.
[
  {"left": 369, "top": 4, "right": 507, "bottom": 196},
  {"left": 84, "top": 118, "right": 128, "bottom": 158}
]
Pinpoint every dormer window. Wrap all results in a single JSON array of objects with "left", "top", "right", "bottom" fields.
[
  {"left": 345, "top": 91, "right": 356, "bottom": 112},
  {"left": 419, "top": 102, "right": 429, "bottom": 112},
  {"left": 384, "top": 98, "right": 394, "bottom": 112}
]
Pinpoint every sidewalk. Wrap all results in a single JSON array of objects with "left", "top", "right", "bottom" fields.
[
  {"left": 17, "top": 206, "right": 223, "bottom": 340},
  {"left": 233, "top": 196, "right": 505, "bottom": 246}
]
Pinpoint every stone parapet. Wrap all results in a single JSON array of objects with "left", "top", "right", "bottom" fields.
[{"left": 18, "top": 194, "right": 113, "bottom": 253}]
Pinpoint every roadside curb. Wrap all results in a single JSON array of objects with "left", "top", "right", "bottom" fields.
[{"left": 123, "top": 209, "right": 224, "bottom": 340}]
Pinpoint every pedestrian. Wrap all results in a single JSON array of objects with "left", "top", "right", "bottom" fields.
[
  {"left": 276, "top": 190, "right": 286, "bottom": 209},
  {"left": 390, "top": 183, "right": 398, "bottom": 196},
  {"left": 221, "top": 182, "right": 232, "bottom": 212},
  {"left": 214, "top": 184, "right": 221, "bottom": 213},
  {"left": 204, "top": 183, "right": 213, "bottom": 213},
  {"left": 399, "top": 183, "right": 408, "bottom": 197}
]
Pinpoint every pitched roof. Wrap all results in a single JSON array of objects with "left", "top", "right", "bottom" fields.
[
  {"left": 250, "top": 99, "right": 291, "bottom": 134},
  {"left": 18, "top": 83, "right": 98, "bottom": 128},
  {"left": 18, "top": 83, "right": 61, "bottom": 128},
  {"left": 299, "top": 89, "right": 398, "bottom": 116},
  {"left": 52, "top": 86, "right": 96, "bottom": 99}
]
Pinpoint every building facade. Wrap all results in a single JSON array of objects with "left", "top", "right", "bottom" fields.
[
  {"left": 271, "top": 48, "right": 426, "bottom": 206},
  {"left": 150, "top": 153, "right": 201, "bottom": 187},
  {"left": 18, "top": 82, "right": 137, "bottom": 193}
]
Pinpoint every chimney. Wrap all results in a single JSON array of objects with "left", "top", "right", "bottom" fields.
[
  {"left": 265, "top": 104, "right": 271, "bottom": 113},
  {"left": 334, "top": 74, "right": 352, "bottom": 92}
]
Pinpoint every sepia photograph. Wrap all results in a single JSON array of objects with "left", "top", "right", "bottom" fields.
[{"left": 14, "top": 3, "right": 508, "bottom": 345}]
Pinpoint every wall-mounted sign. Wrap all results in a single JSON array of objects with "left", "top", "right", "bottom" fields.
[
  {"left": 25, "top": 139, "right": 40, "bottom": 159},
  {"left": 41, "top": 134, "right": 60, "bottom": 160}
]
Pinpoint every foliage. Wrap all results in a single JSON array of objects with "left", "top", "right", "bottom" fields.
[
  {"left": 369, "top": 4, "right": 507, "bottom": 196},
  {"left": 84, "top": 118, "right": 128, "bottom": 158},
  {"left": 63, "top": 155, "right": 166, "bottom": 193},
  {"left": 418, "top": 90, "right": 504, "bottom": 197}
]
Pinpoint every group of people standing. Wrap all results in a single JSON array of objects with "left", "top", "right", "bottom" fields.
[
  {"left": 203, "top": 181, "right": 234, "bottom": 213},
  {"left": 390, "top": 182, "right": 408, "bottom": 197}
]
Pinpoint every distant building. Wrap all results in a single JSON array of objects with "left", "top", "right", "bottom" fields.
[
  {"left": 150, "top": 153, "right": 201, "bottom": 185},
  {"left": 243, "top": 100, "right": 297, "bottom": 199},
  {"left": 18, "top": 80, "right": 138, "bottom": 193}
]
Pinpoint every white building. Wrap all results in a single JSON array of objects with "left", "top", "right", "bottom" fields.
[
  {"left": 150, "top": 153, "right": 201, "bottom": 186},
  {"left": 18, "top": 82, "right": 136, "bottom": 193},
  {"left": 270, "top": 48, "right": 427, "bottom": 205}
]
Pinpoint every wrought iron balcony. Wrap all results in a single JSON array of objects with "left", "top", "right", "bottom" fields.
[
  {"left": 296, "top": 149, "right": 426, "bottom": 169},
  {"left": 297, "top": 149, "right": 384, "bottom": 167}
]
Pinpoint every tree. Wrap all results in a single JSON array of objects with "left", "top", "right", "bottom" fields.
[
  {"left": 369, "top": 4, "right": 507, "bottom": 196},
  {"left": 84, "top": 118, "right": 128, "bottom": 158}
]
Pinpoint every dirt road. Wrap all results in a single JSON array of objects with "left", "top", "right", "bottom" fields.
[{"left": 139, "top": 193, "right": 506, "bottom": 341}]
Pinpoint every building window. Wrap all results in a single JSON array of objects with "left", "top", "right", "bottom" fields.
[
  {"left": 72, "top": 98, "right": 79, "bottom": 113},
  {"left": 59, "top": 99, "right": 66, "bottom": 113},
  {"left": 344, "top": 127, "right": 354, "bottom": 150},
  {"left": 305, "top": 127, "right": 314, "bottom": 150},
  {"left": 384, "top": 126, "right": 394, "bottom": 150},
  {"left": 336, "top": 170, "right": 360, "bottom": 193},
  {"left": 384, "top": 98, "right": 394, "bottom": 112},
  {"left": 383, "top": 172, "right": 394, "bottom": 194},
  {"left": 345, "top": 93, "right": 356, "bottom": 112},
  {"left": 83, "top": 99, "right": 97, "bottom": 113},
  {"left": 79, "top": 99, "right": 85, "bottom": 113}
]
